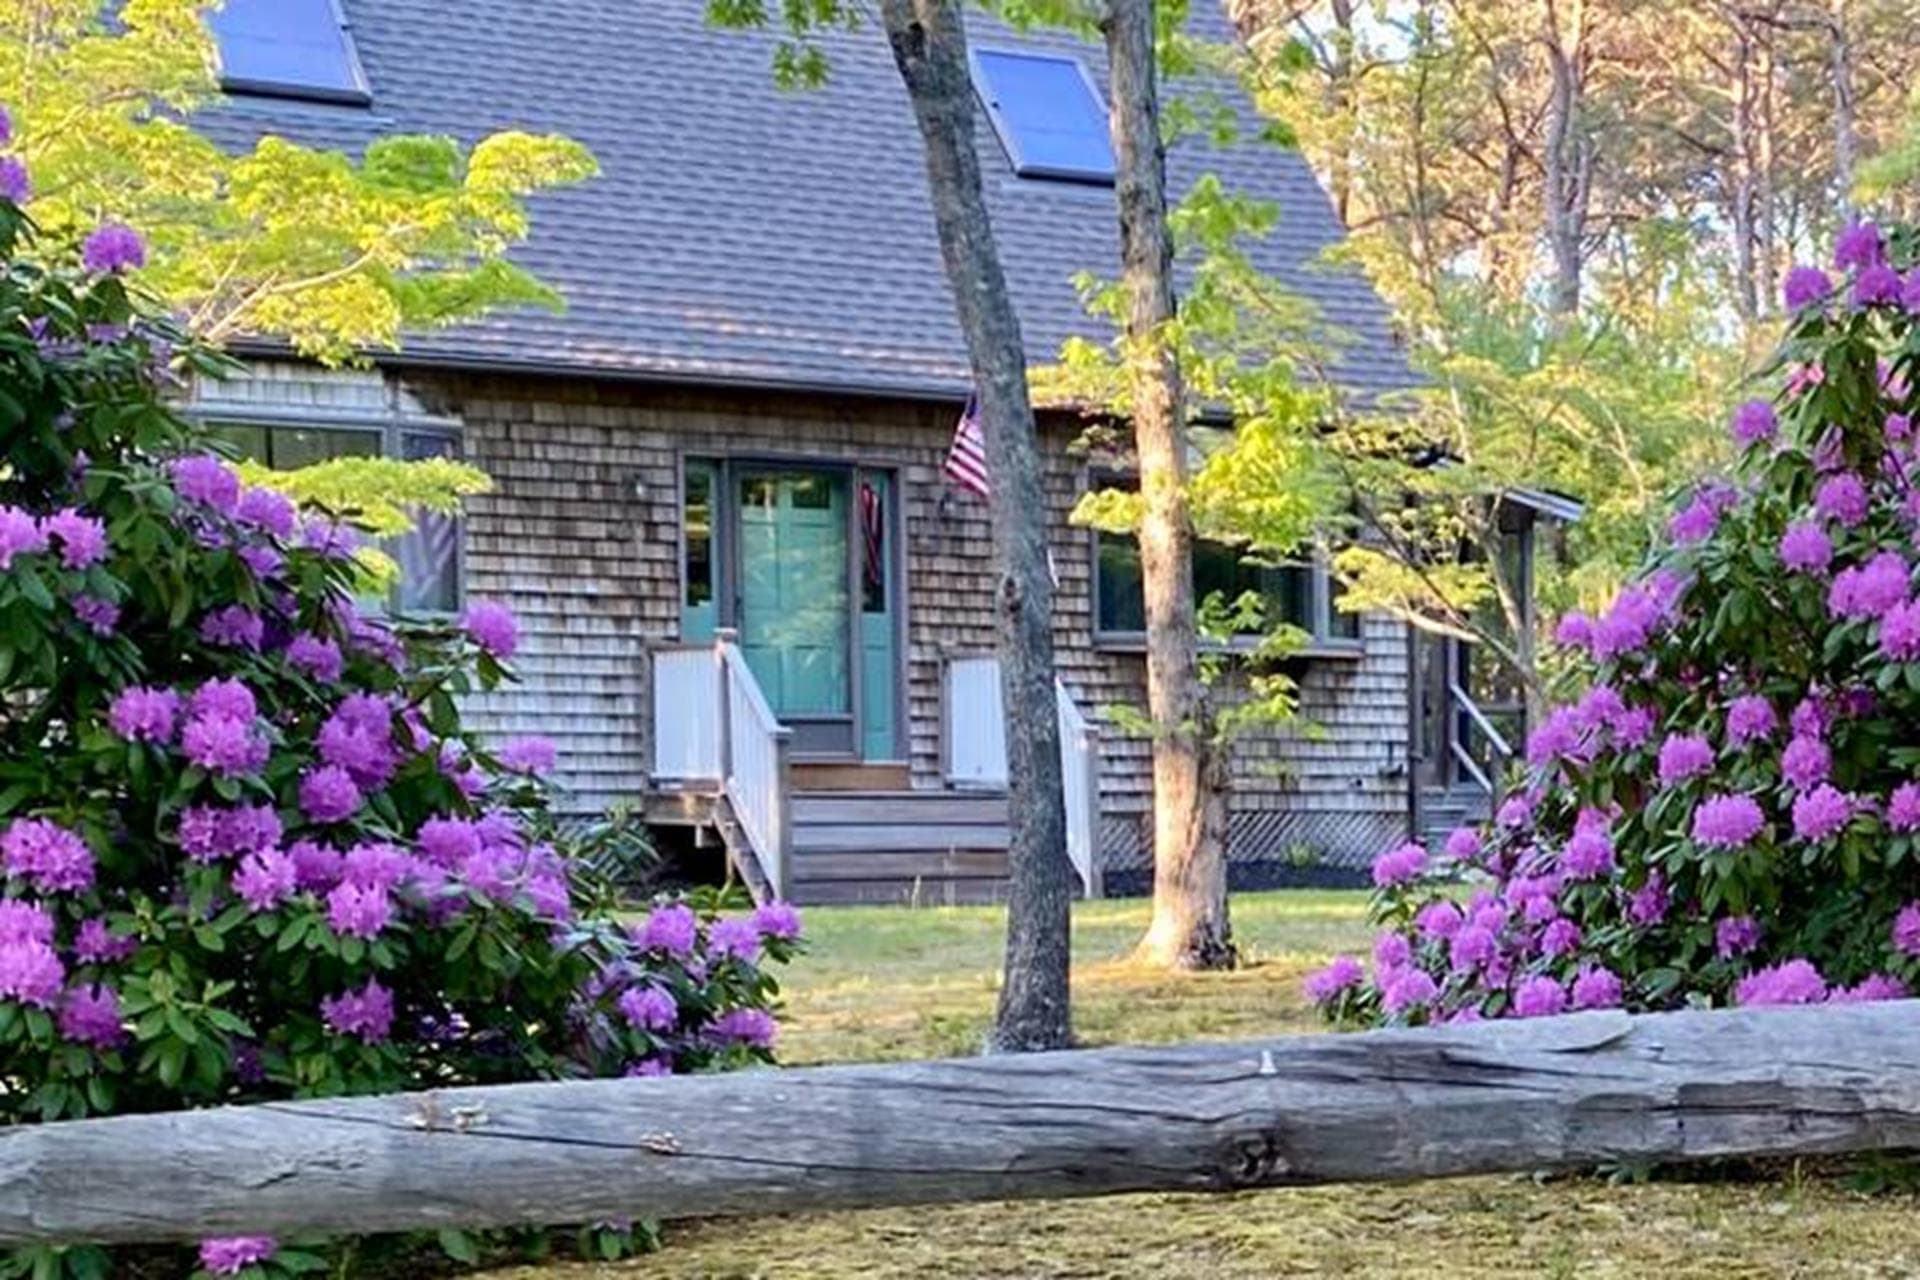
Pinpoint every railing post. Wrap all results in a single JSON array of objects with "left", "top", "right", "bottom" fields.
[
  {"left": 770, "top": 727, "right": 794, "bottom": 902},
  {"left": 715, "top": 628, "right": 737, "bottom": 793},
  {"left": 1079, "top": 721, "right": 1103, "bottom": 900}
]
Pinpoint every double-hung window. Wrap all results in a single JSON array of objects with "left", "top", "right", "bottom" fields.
[{"left": 208, "top": 421, "right": 464, "bottom": 614}]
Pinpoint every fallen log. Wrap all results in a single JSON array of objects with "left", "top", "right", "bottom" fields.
[{"left": 6, "top": 1001, "right": 1920, "bottom": 1245}]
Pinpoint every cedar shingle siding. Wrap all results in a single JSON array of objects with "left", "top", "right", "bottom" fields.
[{"left": 422, "top": 371, "right": 1407, "bottom": 872}]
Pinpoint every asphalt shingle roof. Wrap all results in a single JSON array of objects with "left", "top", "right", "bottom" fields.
[{"left": 207, "top": 0, "right": 1410, "bottom": 401}]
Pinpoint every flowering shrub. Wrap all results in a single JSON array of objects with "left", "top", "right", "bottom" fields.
[
  {"left": 1315, "top": 218, "right": 1920, "bottom": 1026},
  {"left": 0, "top": 182, "right": 797, "bottom": 1274}
]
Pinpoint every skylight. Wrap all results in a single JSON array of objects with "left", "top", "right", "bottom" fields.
[
  {"left": 971, "top": 49, "right": 1115, "bottom": 185},
  {"left": 209, "top": 0, "right": 371, "bottom": 105}
]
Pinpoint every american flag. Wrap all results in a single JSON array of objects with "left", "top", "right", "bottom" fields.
[{"left": 944, "top": 393, "right": 990, "bottom": 497}]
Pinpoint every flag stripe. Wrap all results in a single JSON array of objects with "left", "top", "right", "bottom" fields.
[{"left": 944, "top": 396, "right": 991, "bottom": 497}]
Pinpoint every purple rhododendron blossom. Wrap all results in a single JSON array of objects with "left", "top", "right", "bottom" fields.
[
  {"left": 1591, "top": 586, "right": 1662, "bottom": 660},
  {"left": 1380, "top": 968, "right": 1437, "bottom": 1015},
  {"left": 1834, "top": 220, "right": 1885, "bottom": 270},
  {"left": 1373, "top": 930, "right": 1412, "bottom": 970},
  {"left": 1655, "top": 734, "right": 1714, "bottom": 786},
  {"left": 1574, "top": 684, "right": 1626, "bottom": 733},
  {"left": 108, "top": 685, "right": 178, "bottom": 743},
  {"left": 189, "top": 678, "right": 257, "bottom": 723},
  {"left": 1448, "top": 925, "right": 1496, "bottom": 972},
  {"left": 1778, "top": 521, "right": 1833, "bottom": 574},
  {"left": 1724, "top": 694, "right": 1776, "bottom": 746},
  {"left": 707, "top": 916, "right": 762, "bottom": 962},
  {"left": 81, "top": 222, "right": 144, "bottom": 273},
  {"left": 463, "top": 600, "right": 519, "bottom": 658},
  {"left": 1829, "top": 551, "right": 1912, "bottom": 618},
  {"left": 169, "top": 455, "right": 240, "bottom": 514},
  {"left": 1370, "top": 841, "right": 1427, "bottom": 887},
  {"left": 1, "top": 817, "right": 93, "bottom": 893},
  {"left": 1889, "top": 782, "right": 1920, "bottom": 832},
  {"left": 1715, "top": 915, "right": 1762, "bottom": 958},
  {"left": 1830, "top": 974, "right": 1907, "bottom": 1003},
  {"left": 617, "top": 984, "right": 678, "bottom": 1032},
  {"left": 0, "top": 504, "right": 48, "bottom": 569},
  {"left": 0, "top": 901, "right": 52, "bottom": 947},
  {"left": 40, "top": 508, "right": 106, "bottom": 569},
  {"left": 1791, "top": 784, "right": 1852, "bottom": 841},
  {"left": 1570, "top": 966, "right": 1623, "bottom": 1010},
  {"left": 0, "top": 942, "right": 64, "bottom": 1007},
  {"left": 417, "top": 817, "right": 482, "bottom": 867},
  {"left": 1893, "top": 903, "right": 1920, "bottom": 956},
  {"left": 1443, "top": 826, "right": 1483, "bottom": 863},
  {"left": 708, "top": 1007, "right": 778, "bottom": 1048},
  {"left": 1735, "top": 959, "right": 1828, "bottom": 1006},
  {"left": 72, "top": 918, "right": 134, "bottom": 964},
  {"left": 498, "top": 735, "right": 558, "bottom": 775},
  {"left": 1512, "top": 975, "right": 1568, "bottom": 1018},
  {"left": 198, "top": 1237, "right": 277, "bottom": 1277},
  {"left": 325, "top": 882, "right": 393, "bottom": 938},
  {"left": 286, "top": 632, "right": 344, "bottom": 682},
  {"left": 634, "top": 902, "right": 697, "bottom": 956},
  {"left": 58, "top": 983, "right": 125, "bottom": 1049},
  {"left": 1881, "top": 599, "right": 1920, "bottom": 660},
  {"left": 198, "top": 604, "right": 264, "bottom": 651},
  {"left": 181, "top": 713, "right": 267, "bottom": 777},
  {"left": 234, "top": 487, "right": 296, "bottom": 538},
  {"left": 1304, "top": 954, "right": 1365, "bottom": 1004},
  {"left": 1626, "top": 872, "right": 1670, "bottom": 926},
  {"left": 1610, "top": 706, "right": 1656, "bottom": 750},
  {"left": 298, "top": 764, "right": 363, "bottom": 824},
  {"left": 70, "top": 594, "right": 119, "bottom": 635},
  {"left": 1783, "top": 264, "right": 1833, "bottom": 310},
  {"left": 1539, "top": 918, "right": 1581, "bottom": 957},
  {"left": 1731, "top": 399, "right": 1777, "bottom": 448},
  {"left": 1781, "top": 735, "right": 1832, "bottom": 790},
  {"left": 1855, "top": 262, "right": 1902, "bottom": 307},
  {"left": 1668, "top": 495, "right": 1719, "bottom": 543},
  {"left": 1561, "top": 828, "right": 1615, "bottom": 879},
  {"left": 0, "top": 156, "right": 28, "bottom": 204},
  {"left": 1525, "top": 708, "right": 1582, "bottom": 767},
  {"left": 751, "top": 900, "right": 802, "bottom": 941},
  {"left": 1814, "top": 472, "right": 1870, "bottom": 527},
  {"left": 233, "top": 850, "right": 296, "bottom": 912},
  {"left": 1415, "top": 900, "right": 1463, "bottom": 940},
  {"left": 321, "top": 979, "right": 394, "bottom": 1043},
  {"left": 1554, "top": 611, "right": 1593, "bottom": 649}
]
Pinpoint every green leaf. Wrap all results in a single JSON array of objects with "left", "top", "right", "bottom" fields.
[{"left": 436, "top": 1228, "right": 481, "bottom": 1265}]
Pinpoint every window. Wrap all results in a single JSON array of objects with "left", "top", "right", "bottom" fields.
[
  {"left": 209, "top": 421, "right": 463, "bottom": 614},
  {"left": 209, "top": 0, "right": 371, "bottom": 105},
  {"left": 971, "top": 49, "right": 1115, "bottom": 184},
  {"left": 1093, "top": 528, "right": 1361, "bottom": 649}
]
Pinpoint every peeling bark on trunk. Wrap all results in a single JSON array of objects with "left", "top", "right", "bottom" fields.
[
  {"left": 879, "top": 0, "right": 1071, "bottom": 1049},
  {"left": 1102, "top": 0, "right": 1233, "bottom": 972}
]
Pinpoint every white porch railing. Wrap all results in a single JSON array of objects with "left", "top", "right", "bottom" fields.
[
  {"left": 650, "top": 633, "right": 791, "bottom": 899},
  {"left": 942, "top": 654, "right": 1102, "bottom": 898}
]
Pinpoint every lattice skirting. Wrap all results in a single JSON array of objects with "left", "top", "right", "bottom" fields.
[{"left": 1098, "top": 807, "right": 1408, "bottom": 875}]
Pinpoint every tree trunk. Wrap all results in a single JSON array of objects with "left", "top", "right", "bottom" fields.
[
  {"left": 1539, "top": 0, "right": 1591, "bottom": 318},
  {"left": 1101, "top": 0, "right": 1233, "bottom": 972},
  {"left": 879, "top": 0, "right": 1071, "bottom": 1049},
  {"left": 1826, "top": 0, "right": 1857, "bottom": 216}
]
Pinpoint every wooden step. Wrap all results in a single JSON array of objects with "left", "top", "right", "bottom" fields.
[
  {"left": 791, "top": 792, "right": 1009, "bottom": 825},
  {"left": 792, "top": 850, "right": 1010, "bottom": 881},
  {"left": 789, "top": 762, "right": 913, "bottom": 792},
  {"left": 794, "top": 823, "right": 1011, "bottom": 854}
]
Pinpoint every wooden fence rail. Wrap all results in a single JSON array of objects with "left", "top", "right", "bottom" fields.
[{"left": 7, "top": 1001, "right": 1920, "bottom": 1245}]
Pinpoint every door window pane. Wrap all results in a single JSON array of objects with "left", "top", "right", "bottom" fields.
[
  {"left": 681, "top": 459, "right": 719, "bottom": 640},
  {"left": 737, "top": 470, "right": 850, "bottom": 717}
]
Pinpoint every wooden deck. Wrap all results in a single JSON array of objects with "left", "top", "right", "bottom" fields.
[{"left": 650, "top": 788, "right": 1014, "bottom": 906}]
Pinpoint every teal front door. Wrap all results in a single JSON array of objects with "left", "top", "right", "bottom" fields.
[{"left": 736, "top": 468, "right": 854, "bottom": 752}]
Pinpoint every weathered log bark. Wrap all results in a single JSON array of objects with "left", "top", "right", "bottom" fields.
[
  {"left": 878, "top": 0, "right": 1071, "bottom": 1050},
  {"left": 9, "top": 1003, "right": 1920, "bottom": 1245},
  {"left": 1102, "top": 0, "right": 1233, "bottom": 972}
]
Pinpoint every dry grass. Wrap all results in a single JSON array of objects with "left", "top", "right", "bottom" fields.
[{"left": 483, "top": 892, "right": 1920, "bottom": 1279}]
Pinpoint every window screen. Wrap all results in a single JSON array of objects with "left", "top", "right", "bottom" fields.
[
  {"left": 972, "top": 50, "right": 1115, "bottom": 184},
  {"left": 210, "top": 0, "right": 371, "bottom": 104},
  {"left": 1095, "top": 528, "right": 1349, "bottom": 645}
]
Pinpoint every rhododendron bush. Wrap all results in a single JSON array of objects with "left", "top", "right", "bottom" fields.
[
  {"left": 1313, "top": 219, "right": 1920, "bottom": 1026},
  {"left": 0, "top": 184, "right": 797, "bottom": 1275}
]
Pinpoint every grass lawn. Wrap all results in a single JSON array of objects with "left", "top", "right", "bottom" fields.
[{"left": 484, "top": 891, "right": 1920, "bottom": 1279}]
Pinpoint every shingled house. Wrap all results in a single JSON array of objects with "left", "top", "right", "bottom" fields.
[{"left": 190, "top": 0, "right": 1539, "bottom": 903}]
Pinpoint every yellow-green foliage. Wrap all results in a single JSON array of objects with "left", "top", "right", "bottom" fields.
[
  {"left": 235, "top": 455, "right": 492, "bottom": 539},
  {"left": 0, "top": 0, "right": 598, "bottom": 363}
]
